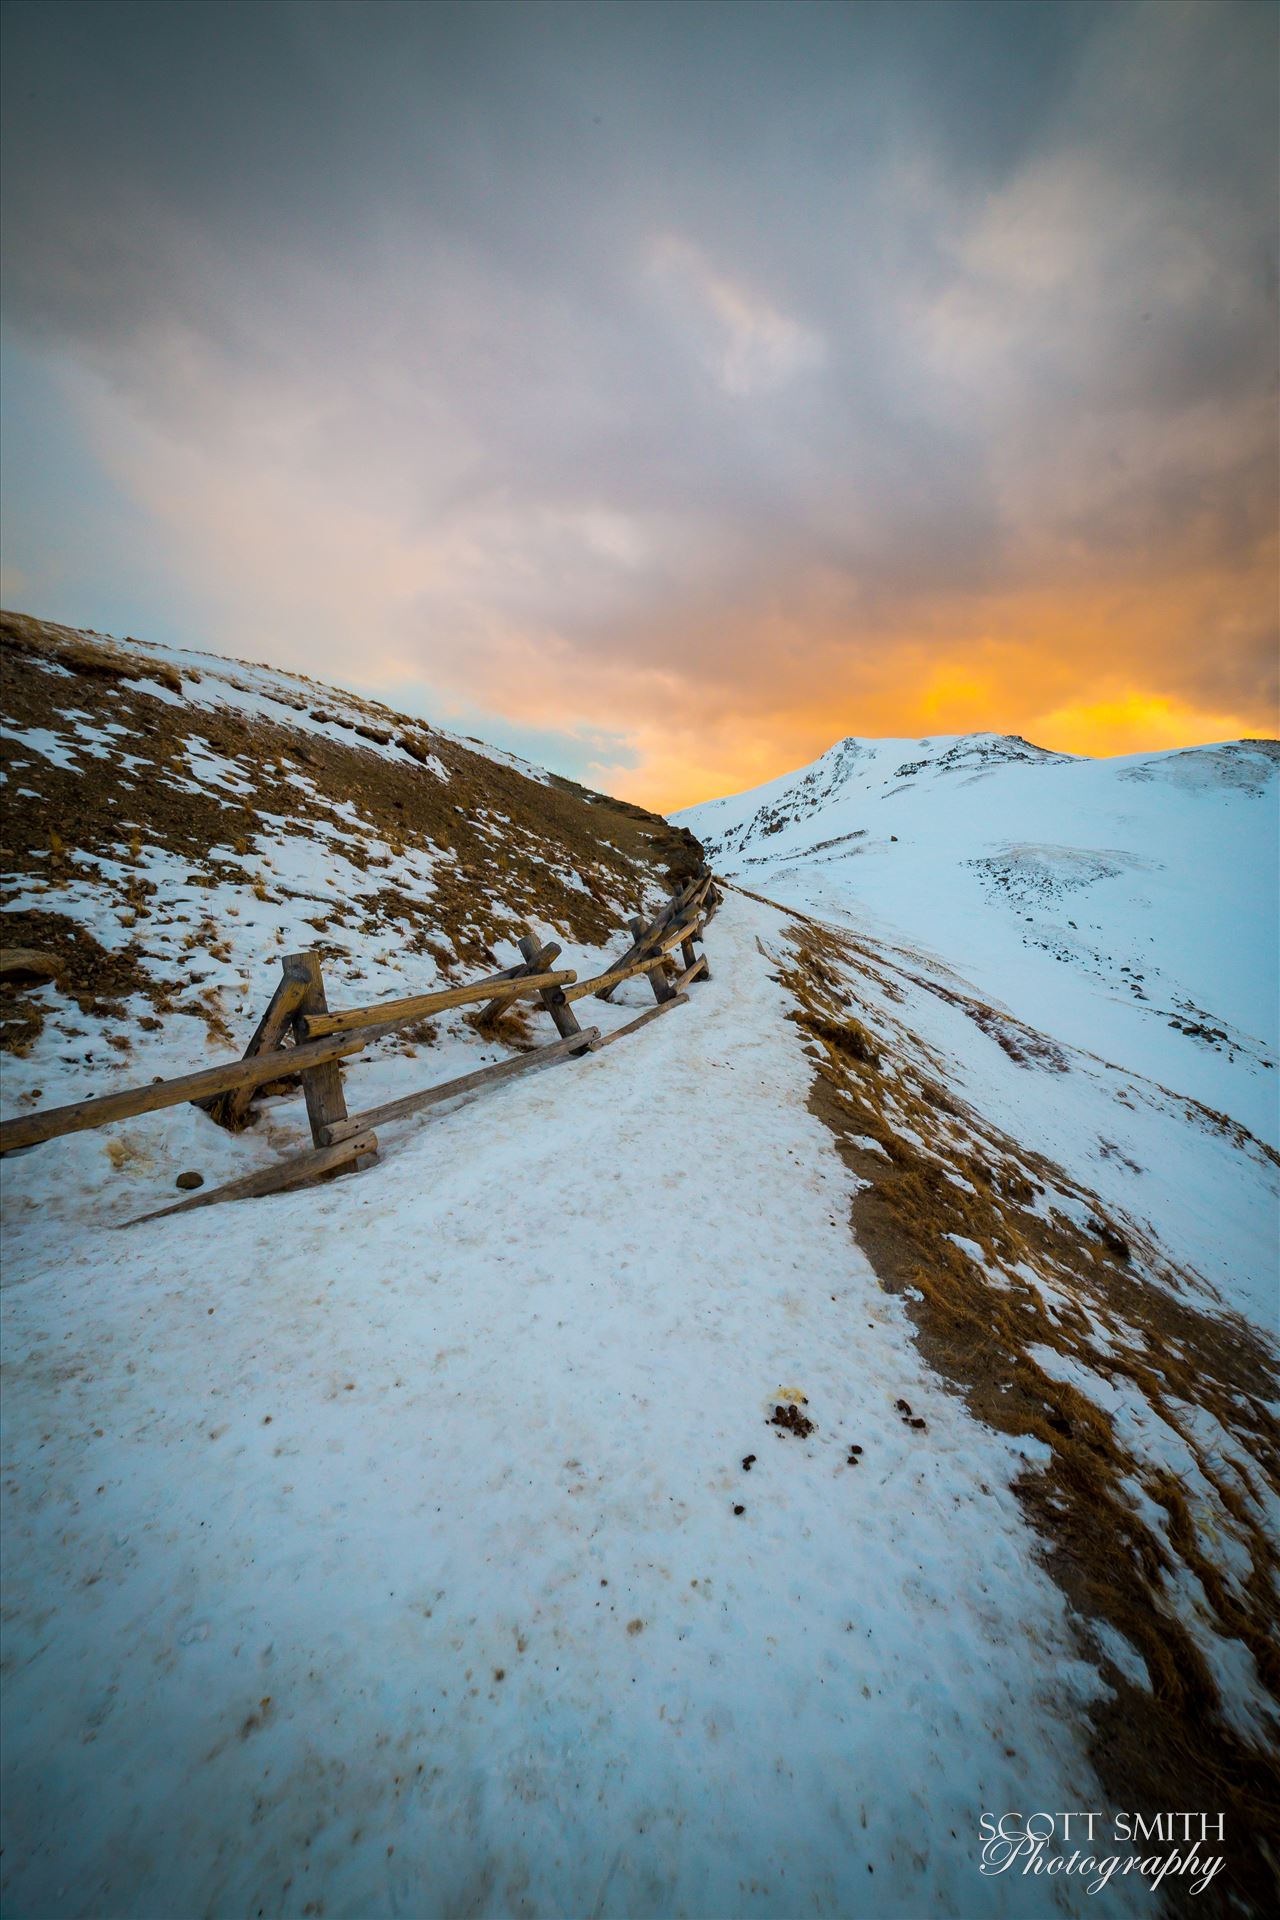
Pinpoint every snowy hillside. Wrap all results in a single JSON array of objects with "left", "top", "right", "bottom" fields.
[
  {"left": 0, "top": 609, "right": 702, "bottom": 1131},
  {"left": 679, "top": 731, "right": 1280, "bottom": 1150},
  {"left": 4, "top": 656, "right": 1278, "bottom": 1916},
  {"left": 675, "top": 731, "right": 1280, "bottom": 1904}
]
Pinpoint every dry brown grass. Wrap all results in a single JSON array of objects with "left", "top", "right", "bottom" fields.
[
  {"left": 464, "top": 997, "right": 539, "bottom": 1052},
  {"left": 2, "top": 608, "right": 183, "bottom": 692},
  {"left": 771, "top": 906, "right": 1279, "bottom": 1915},
  {"left": 1, "top": 613, "right": 704, "bottom": 1069}
]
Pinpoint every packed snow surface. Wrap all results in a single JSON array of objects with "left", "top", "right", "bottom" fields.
[{"left": 3, "top": 897, "right": 1141, "bottom": 1919}]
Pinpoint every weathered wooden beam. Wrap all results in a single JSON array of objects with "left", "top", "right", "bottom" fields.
[
  {"left": 0, "top": 1023, "right": 398, "bottom": 1155},
  {"left": 120, "top": 1130, "right": 379, "bottom": 1227},
  {"left": 516, "top": 934, "right": 584, "bottom": 1041},
  {"left": 475, "top": 940, "right": 559, "bottom": 1024},
  {"left": 321, "top": 1027, "right": 600, "bottom": 1143},
  {"left": 679, "top": 919, "right": 710, "bottom": 980},
  {"left": 594, "top": 893, "right": 707, "bottom": 1000},
  {"left": 592, "top": 993, "right": 689, "bottom": 1048},
  {"left": 653, "top": 875, "right": 699, "bottom": 922},
  {"left": 674, "top": 953, "right": 709, "bottom": 993},
  {"left": 654, "top": 876, "right": 705, "bottom": 935},
  {"left": 283, "top": 952, "right": 358, "bottom": 1173},
  {"left": 652, "top": 911, "right": 706, "bottom": 956},
  {"left": 622, "top": 911, "right": 705, "bottom": 1006},
  {"left": 561, "top": 896, "right": 706, "bottom": 1004},
  {"left": 631, "top": 916, "right": 676, "bottom": 1004},
  {"left": 296, "top": 969, "right": 576, "bottom": 1040},
  {"left": 593, "top": 884, "right": 694, "bottom": 1001},
  {"left": 562, "top": 952, "right": 669, "bottom": 1003},
  {"left": 683, "top": 873, "right": 714, "bottom": 914},
  {"left": 239, "top": 971, "right": 312, "bottom": 1065},
  {"left": 661, "top": 875, "right": 710, "bottom": 928},
  {"left": 207, "top": 970, "right": 310, "bottom": 1131}
]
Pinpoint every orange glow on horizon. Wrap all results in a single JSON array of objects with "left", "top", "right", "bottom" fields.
[
  {"left": 594, "top": 579, "right": 1278, "bottom": 812},
  {"left": 605, "top": 683, "right": 1276, "bottom": 815},
  {"left": 80, "top": 372, "right": 1273, "bottom": 823}
]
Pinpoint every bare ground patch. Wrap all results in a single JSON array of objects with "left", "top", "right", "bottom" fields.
[
  {"left": 767, "top": 904, "right": 1279, "bottom": 1915},
  {"left": 1, "top": 613, "right": 703, "bottom": 1069}
]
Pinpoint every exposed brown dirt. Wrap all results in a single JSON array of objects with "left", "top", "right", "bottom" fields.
[
  {"left": 762, "top": 898, "right": 1279, "bottom": 1916},
  {"left": 1, "top": 611, "right": 703, "bottom": 1062}
]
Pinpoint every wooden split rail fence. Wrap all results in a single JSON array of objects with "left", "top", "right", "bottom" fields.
[{"left": 0, "top": 873, "right": 719, "bottom": 1226}]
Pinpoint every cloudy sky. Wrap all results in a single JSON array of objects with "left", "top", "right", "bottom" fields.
[{"left": 2, "top": 0, "right": 1276, "bottom": 807}]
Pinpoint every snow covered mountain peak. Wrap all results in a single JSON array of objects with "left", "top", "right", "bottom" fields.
[
  {"left": 690, "top": 731, "right": 1085, "bottom": 858},
  {"left": 696, "top": 729, "right": 1278, "bottom": 858},
  {"left": 678, "top": 731, "right": 1279, "bottom": 1149}
]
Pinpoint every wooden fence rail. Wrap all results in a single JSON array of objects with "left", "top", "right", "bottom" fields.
[
  {"left": 0, "top": 1019, "right": 396, "bottom": 1154},
  {"left": 294, "top": 968, "right": 575, "bottom": 1042},
  {"left": 0, "top": 873, "right": 720, "bottom": 1225},
  {"left": 320, "top": 1026, "right": 600, "bottom": 1145}
]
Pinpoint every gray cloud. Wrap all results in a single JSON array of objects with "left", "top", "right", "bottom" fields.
[{"left": 2, "top": 0, "right": 1275, "bottom": 799}]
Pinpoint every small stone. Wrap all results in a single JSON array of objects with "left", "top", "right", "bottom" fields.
[{"left": 175, "top": 1170, "right": 204, "bottom": 1191}]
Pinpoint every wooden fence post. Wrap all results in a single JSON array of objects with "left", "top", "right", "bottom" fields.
[
  {"left": 208, "top": 969, "right": 311, "bottom": 1130},
  {"left": 516, "top": 933, "right": 593, "bottom": 1042},
  {"left": 475, "top": 940, "right": 558, "bottom": 1024},
  {"left": 680, "top": 928, "right": 710, "bottom": 981},
  {"left": 282, "top": 951, "right": 365, "bottom": 1173},
  {"left": 629, "top": 917, "right": 675, "bottom": 1003},
  {"left": 593, "top": 878, "right": 699, "bottom": 1002}
]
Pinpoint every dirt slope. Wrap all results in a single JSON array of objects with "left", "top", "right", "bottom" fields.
[{"left": 0, "top": 609, "right": 702, "bottom": 1065}]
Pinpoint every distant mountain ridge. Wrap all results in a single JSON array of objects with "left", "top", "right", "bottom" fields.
[{"left": 678, "top": 730, "right": 1280, "bottom": 1149}]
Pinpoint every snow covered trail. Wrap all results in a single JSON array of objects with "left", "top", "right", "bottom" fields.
[{"left": 3, "top": 892, "right": 1133, "bottom": 1918}]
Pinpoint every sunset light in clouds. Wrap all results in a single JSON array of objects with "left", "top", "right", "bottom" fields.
[{"left": 2, "top": 0, "right": 1276, "bottom": 809}]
